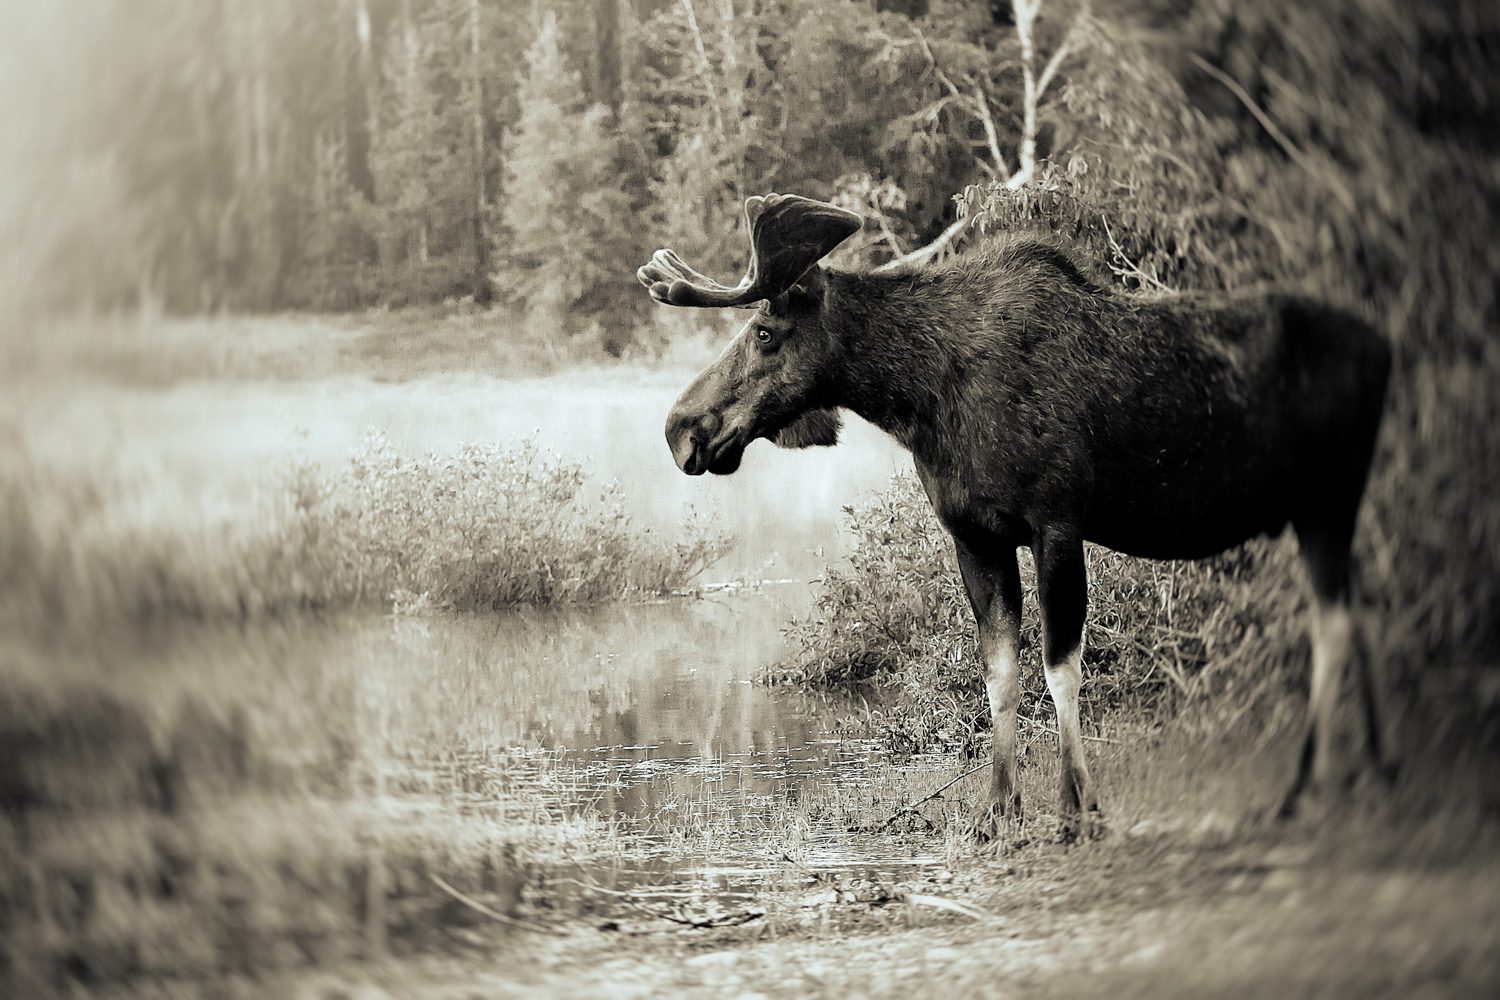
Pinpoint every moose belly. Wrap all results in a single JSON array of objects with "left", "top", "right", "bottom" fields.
[{"left": 1083, "top": 457, "right": 1293, "bottom": 561}]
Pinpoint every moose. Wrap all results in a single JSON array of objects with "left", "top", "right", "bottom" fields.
[{"left": 640, "top": 194, "right": 1392, "bottom": 838}]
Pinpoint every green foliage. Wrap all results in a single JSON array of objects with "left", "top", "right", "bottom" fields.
[
  {"left": 0, "top": 431, "right": 727, "bottom": 633},
  {"left": 774, "top": 474, "right": 1308, "bottom": 755}
]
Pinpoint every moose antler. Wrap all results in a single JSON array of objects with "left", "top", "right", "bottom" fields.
[{"left": 638, "top": 194, "right": 863, "bottom": 308}]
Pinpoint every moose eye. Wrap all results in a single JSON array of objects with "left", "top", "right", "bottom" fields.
[{"left": 754, "top": 327, "right": 775, "bottom": 347}]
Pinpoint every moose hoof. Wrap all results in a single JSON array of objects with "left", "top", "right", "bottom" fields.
[
  {"left": 1058, "top": 805, "right": 1106, "bottom": 845},
  {"left": 975, "top": 791, "right": 1023, "bottom": 842}
]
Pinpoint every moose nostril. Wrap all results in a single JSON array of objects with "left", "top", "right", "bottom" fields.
[{"left": 667, "top": 411, "right": 720, "bottom": 447}]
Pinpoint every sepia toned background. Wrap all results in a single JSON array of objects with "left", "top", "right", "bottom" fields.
[{"left": 1, "top": 1, "right": 1497, "bottom": 997}]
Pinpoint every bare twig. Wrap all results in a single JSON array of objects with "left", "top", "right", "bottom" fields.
[
  {"left": 1023, "top": 721, "right": 1120, "bottom": 745},
  {"left": 969, "top": 77, "right": 1010, "bottom": 180},
  {"left": 429, "top": 874, "right": 565, "bottom": 935},
  {"left": 890, "top": 758, "right": 994, "bottom": 822},
  {"left": 914, "top": 28, "right": 1008, "bottom": 180},
  {"left": 1101, "top": 215, "right": 1173, "bottom": 292},
  {"left": 899, "top": 893, "right": 1002, "bottom": 924},
  {"left": 874, "top": 212, "right": 908, "bottom": 257},
  {"left": 1187, "top": 52, "right": 1356, "bottom": 213},
  {"left": 912, "top": 28, "right": 964, "bottom": 107}
]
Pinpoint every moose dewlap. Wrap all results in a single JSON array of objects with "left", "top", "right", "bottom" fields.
[{"left": 641, "top": 193, "right": 1391, "bottom": 839}]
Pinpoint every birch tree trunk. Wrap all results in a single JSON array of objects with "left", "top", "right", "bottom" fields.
[{"left": 470, "top": 0, "right": 491, "bottom": 303}]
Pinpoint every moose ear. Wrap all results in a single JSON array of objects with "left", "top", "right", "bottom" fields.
[
  {"left": 771, "top": 409, "right": 842, "bottom": 449},
  {"left": 787, "top": 265, "right": 827, "bottom": 307}
]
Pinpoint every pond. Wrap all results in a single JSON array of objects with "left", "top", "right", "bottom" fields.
[{"left": 14, "top": 368, "right": 913, "bottom": 582}]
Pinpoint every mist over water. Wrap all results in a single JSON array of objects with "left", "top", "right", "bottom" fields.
[{"left": 14, "top": 368, "right": 911, "bottom": 582}]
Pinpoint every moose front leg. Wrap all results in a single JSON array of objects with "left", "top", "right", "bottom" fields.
[
  {"left": 953, "top": 539, "right": 1024, "bottom": 835},
  {"left": 1034, "top": 526, "right": 1100, "bottom": 840}
]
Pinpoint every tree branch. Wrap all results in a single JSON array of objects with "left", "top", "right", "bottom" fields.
[
  {"left": 1006, "top": 0, "right": 1089, "bottom": 191},
  {"left": 914, "top": 29, "right": 1009, "bottom": 180},
  {"left": 875, "top": 216, "right": 969, "bottom": 272},
  {"left": 969, "top": 77, "right": 1011, "bottom": 181}
]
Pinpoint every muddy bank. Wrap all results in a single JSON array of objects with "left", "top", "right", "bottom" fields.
[{"left": 284, "top": 814, "right": 1500, "bottom": 1000}]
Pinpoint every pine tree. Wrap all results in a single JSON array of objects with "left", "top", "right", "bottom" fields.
[{"left": 499, "top": 10, "right": 640, "bottom": 349}]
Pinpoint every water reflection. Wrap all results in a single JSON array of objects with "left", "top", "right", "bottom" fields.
[
  {"left": 385, "top": 591, "right": 884, "bottom": 808},
  {"left": 370, "top": 591, "right": 947, "bottom": 896},
  {"left": 3, "top": 589, "right": 944, "bottom": 906}
]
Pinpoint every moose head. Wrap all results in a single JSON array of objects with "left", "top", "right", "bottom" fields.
[{"left": 640, "top": 194, "right": 863, "bottom": 476}]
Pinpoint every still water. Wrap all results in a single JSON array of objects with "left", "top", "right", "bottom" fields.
[
  {"left": 355, "top": 590, "right": 948, "bottom": 894},
  {"left": 16, "top": 588, "right": 949, "bottom": 902},
  {"left": 18, "top": 368, "right": 913, "bottom": 581},
  {"left": 13, "top": 366, "right": 943, "bottom": 901}
]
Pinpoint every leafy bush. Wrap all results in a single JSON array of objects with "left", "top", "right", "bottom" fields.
[
  {"left": 280, "top": 431, "right": 724, "bottom": 610},
  {"left": 0, "top": 431, "right": 726, "bottom": 632},
  {"left": 773, "top": 474, "right": 1310, "bottom": 754}
]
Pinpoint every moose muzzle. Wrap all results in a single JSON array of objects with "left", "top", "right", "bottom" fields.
[
  {"left": 665, "top": 404, "right": 720, "bottom": 476},
  {"left": 666, "top": 363, "right": 747, "bottom": 476}
]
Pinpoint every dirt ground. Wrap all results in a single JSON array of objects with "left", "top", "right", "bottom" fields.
[{"left": 282, "top": 809, "right": 1500, "bottom": 1000}]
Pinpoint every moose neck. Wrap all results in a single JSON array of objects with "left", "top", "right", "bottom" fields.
[{"left": 819, "top": 267, "right": 974, "bottom": 460}]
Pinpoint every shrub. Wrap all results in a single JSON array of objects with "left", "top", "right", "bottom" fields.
[
  {"left": 279, "top": 430, "right": 724, "bottom": 610},
  {"left": 0, "top": 431, "right": 727, "bottom": 632}
]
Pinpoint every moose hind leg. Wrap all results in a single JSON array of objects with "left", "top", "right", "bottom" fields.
[
  {"left": 1352, "top": 617, "right": 1399, "bottom": 783},
  {"left": 1036, "top": 528, "right": 1099, "bottom": 839},
  {"left": 955, "top": 541, "right": 1024, "bottom": 832},
  {"left": 1283, "top": 519, "right": 1358, "bottom": 816}
]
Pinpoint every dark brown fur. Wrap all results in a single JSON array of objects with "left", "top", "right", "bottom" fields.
[{"left": 648, "top": 196, "right": 1392, "bottom": 837}]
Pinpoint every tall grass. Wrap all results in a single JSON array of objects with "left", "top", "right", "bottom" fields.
[
  {"left": 0, "top": 430, "right": 726, "bottom": 633},
  {"left": 770, "top": 474, "right": 1311, "bottom": 754},
  {"left": 0, "top": 638, "right": 619, "bottom": 997}
]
